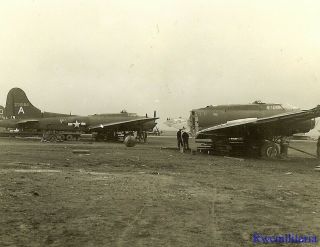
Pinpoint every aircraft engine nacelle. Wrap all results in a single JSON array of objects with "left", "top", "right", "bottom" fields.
[{"left": 286, "top": 119, "right": 316, "bottom": 136}]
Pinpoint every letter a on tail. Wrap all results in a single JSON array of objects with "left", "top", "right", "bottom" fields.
[{"left": 18, "top": 106, "right": 25, "bottom": 114}]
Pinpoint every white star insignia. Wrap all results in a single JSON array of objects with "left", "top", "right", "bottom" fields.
[
  {"left": 73, "top": 120, "right": 80, "bottom": 128},
  {"left": 68, "top": 120, "right": 85, "bottom": 128}
]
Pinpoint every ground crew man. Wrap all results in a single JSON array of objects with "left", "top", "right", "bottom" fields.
[
  {"left": 317, "top": 136, "right": 320, "bottom": 158},
  {"left": 177, "top": 129, "right": 183, "bottom": 149},
  {"left": 182, "top": 131, "right": 190, "bottom": 150},
  {"left": 143, "top": 131, "right": 147, "bottom": 142},
  {"left": 280, "top": 138, "right": 289, "bottom": 158}
]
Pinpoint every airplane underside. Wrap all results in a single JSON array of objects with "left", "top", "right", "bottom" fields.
[
  {"left": 39, "top": 129, "right": 149, "bottom": 144},
  {"left": 194, "top": 117, "right": 317, "bottom": 159},
  {"left": 195, "top": 122, "right": 293, "bottom": 159},
  {"left": 93, "top": 130, "right": 148, "bottom": 143},
  {"left": 196, "top": 135, "right": 285, "bottom": 159}
]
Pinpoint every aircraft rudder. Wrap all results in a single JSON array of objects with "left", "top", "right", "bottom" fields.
[{"left": 5, "top": 88, "right": 41, "bottom": 119}]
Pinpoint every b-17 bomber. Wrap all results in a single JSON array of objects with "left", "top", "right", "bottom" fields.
[{"left": 0, "top": 88, "right": 158, "bottom": 144}]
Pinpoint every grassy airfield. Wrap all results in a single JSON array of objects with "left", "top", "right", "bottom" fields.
[{"left": 0, "top": 137, "right": 319, "bottom": 246}]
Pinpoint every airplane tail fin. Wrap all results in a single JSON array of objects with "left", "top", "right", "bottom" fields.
[{"left": 5, "top": 88, "right": 42, "bottom": 119}]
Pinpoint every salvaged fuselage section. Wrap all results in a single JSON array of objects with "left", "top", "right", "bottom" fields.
[{"left": 190, "top": 102, "right": 316, "bottom": 158}]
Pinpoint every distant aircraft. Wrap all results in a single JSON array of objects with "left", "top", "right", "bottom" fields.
[
  {"left": 0, "top": 88, "right": 158, "bottom": 144},
  {"left": 163, "top": 117, "right": 189, "bottom": 131},
  {"left": 189, "top": 101, "right": 320, "bottom": 158}
]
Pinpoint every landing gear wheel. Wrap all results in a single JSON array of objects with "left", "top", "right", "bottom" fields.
[
  {"left": 124, "top": 135, "right": 136, "bottom": 147},
  {"left": 260, "top": 141, "right": 280, "bottom": 159}
]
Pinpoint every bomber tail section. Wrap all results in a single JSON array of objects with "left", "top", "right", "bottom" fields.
[
  {"left": 5, "top": 88, "right": 42, "bottom": 119},
  {"left": 4, "top": 88, "right": 70, "bottom": 119}
]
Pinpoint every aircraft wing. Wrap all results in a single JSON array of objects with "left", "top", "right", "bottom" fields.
[
  {"left": 16, "top": 119, "right": 39, "bottom": 125},
  {"left": 197, "top": 118, "right": 257, "bottom": 135},
  {"left": 88, "top": 117, "right": 158, "bottom": 130},
  {"left": 197, "top": 105, "right": 320, "bottom": 137}
]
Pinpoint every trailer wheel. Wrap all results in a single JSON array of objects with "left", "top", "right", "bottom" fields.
[
  {"left": 260, "top": 141, "right": 280, "bottom": 159},
  {"left": 66, "top": 134, "right": 74, "bottom": 141}
]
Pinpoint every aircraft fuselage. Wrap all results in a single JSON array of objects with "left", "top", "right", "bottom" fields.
[
  {"left": 0, "top": 114, "right": 157, "bottom": 132},
  {"left": 190, "top": 103, "right": 315, "bottom": 137}
]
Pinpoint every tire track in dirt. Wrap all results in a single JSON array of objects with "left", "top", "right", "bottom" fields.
[{"left": 116, "top": 204, "right": 147, "bottom": 247}]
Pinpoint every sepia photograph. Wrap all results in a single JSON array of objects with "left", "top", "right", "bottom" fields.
[{"left": 0, "top": 1, "right": 319, "bottom": 246}]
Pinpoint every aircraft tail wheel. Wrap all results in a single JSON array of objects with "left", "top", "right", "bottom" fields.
[
  {"left": 66, "top": 134, "right": 74, "bottom": 141},
  {"left": 260, "top": 141, "right": 280, "bottom": 159}
]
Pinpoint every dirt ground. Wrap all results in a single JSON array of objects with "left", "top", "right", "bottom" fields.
[{"left": 0, "top": 137, "right": 319, "bottom": 247}]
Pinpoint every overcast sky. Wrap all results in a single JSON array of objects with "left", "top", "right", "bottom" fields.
[{"left": 0, "top": 0, "right": 319, "bottom": 122}]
